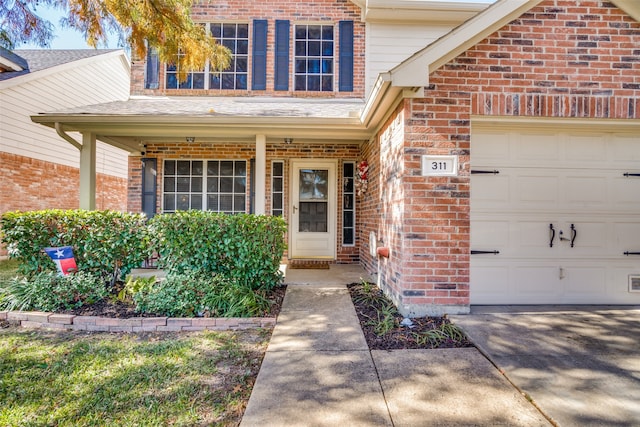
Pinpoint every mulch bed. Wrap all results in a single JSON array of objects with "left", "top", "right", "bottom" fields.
[
  {"left": 59, "top": 285, "right": 287, "bottom": 319},
  {"left": 347, "top": 282, "right": 474, "bottom": 350}
]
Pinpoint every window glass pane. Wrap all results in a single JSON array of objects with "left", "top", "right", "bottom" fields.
[
  {"left": 308, "top": 75, "right": 320, "bottom": 91},
  {"left": 223, "top": 24, "right": 236, "bottom": 38},
  {"left": 210, "top": 74, "right": 221, "bottom": 89},
  {"left": 220, "top": 177, "right": 233, "bottom": 192},
  {"left": 223, "top": 39, "right": 235, "bottom": 52},
  {"left": 234, "top": 195, "right": 246, "bottom": 211},
  {"left": 192, "top": 161, "right": 203, "bottom": 175},
  {"left": 235, "top": 161, "right": 247, "bottom": 176},
  {"left": 164, "top": 194, "right": 175, "bottom": 211},
  {"left": 295, "top": 75, "right": 306, "bottom": 91},
  {"left": 177, "top": 177, "right": 190, "bottom": 192},
  {"left": 308, "top": 26, "right": 321, "bottom": 39},
  {"left": 191, "top": 194, "right": 202, "bottom": 210},
  {"left": 273, "top": 177, "right": 283, "bottom": 192},
  {"left": 222, "top": 73, "right": 235, "bottom": 89},
  {"left": 236, "top": 74, "right": 247, "bottom": 89},
  {"left": 308, "top": 59, "right": 320, "bottom": 73},
  {"left": 322, "top": 59, "right": 332, "bottom": 73},
  {"left": 234, "top": 177, "right": 246, "bottom": 192},
  {"left": 220, "top": 161, "right": 234, "bottom": 176},
  {"left": 308, "top": 41, "right": 320, "bottom": 56},
  {"left": 166, "top": 73, "right": 178, "bottom": 89},
  {"left": 236, "top": 57, "right": 247, "bottom": 72},
  {"left": 177, "top": 161, "right": 190, "bottom": 175},
  {"left": 237, "top": 24, "right": 249, "bottom": 38},
  {"left": 322, "top": 41, "right": 333, "bottom": 56},
  {"left": 344, "top": 211, "right": 353, "bottom": 227},
  {"left": 220, "top": 194, "right": 233, "bottom": 212},
  {"left": 295, "top": 26, "right": 307, "bottom": 39},
  {"left": 322, "top": 26, "right": 333, "bottom": 40},
  {"left": 322, "top": 75, "right": 332, "bottom": 91},
  {"left": 344, "top": 228, "right": 354, "bottom": 245},
  {"left": 344, "top": 193, "right": 353, "bottom": 209},
  {"left": 295, "top": 59, "right": 306, "bottom": 74},
  {"left": 177, "top": 194, "right": 190, "bottom": 210},
  {"left": 211, "top": 24, "right": 222, "bottom": 38},
  {"left": 191, "top": 177, "right": 202, "bottom": 192},
  {"left": 273, "top": 193, "right": 282, "bottom": 207},
  {"left": 237, "top": 40, "right": 249, "bottom": 55},
  {"left": 164, "top": 160, "right": 176, "bottom": 175},
  {"left": 164, "top": 177, "right": 175, "bottom": 192},
  {"left": 193, "top": 73, "right": 205, "bottom": 89},
  {"left": 299, "top": 169, "right": 328, "bottom": 201},
  {"left": 295, "top": 41, "right": 306, "bottom": 56},
  {"left": 342, "top": 162, "right": 356, "bottom": 245},
  {"left": 273, "top": 162, "right": 283, "bottom": 176}
]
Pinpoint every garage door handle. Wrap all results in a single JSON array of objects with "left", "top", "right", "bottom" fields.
[
  {"left": 624, "top": 251, "right": 640, "bottom": 256},
  {"left": 623, "top": 172, "right": 640, "bottom": 177},
  {"left": 570, "top": 224, "right": 576, "bottom": 248},
  {"left": 549, "top": 223, "right": 556, "bottom": 248},
  {"left": 471, "top": 169, "right": 500, "bottom": 175},
  {"left": 471, "top": 250, "right": 500, "bottom": 255}
]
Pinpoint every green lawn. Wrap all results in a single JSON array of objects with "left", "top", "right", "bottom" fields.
[
  {"left": 0, "top": 327, "right": 270, "bottom": 426},
  {"left": 0, "top": 258, "right": 19, "bottom": 283}
]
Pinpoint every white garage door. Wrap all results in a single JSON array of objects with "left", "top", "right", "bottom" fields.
[{"left": 471, "top": 124, "right": 640, "bottom": 304}]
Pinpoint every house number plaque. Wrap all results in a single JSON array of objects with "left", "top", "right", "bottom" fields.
[{"left": 421, "top": 155, "right": 458, "bottom": 177}]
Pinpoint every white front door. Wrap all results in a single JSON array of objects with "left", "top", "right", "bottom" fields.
[{"left": 290, "top": 160, "right": 337, "bottom": 259}]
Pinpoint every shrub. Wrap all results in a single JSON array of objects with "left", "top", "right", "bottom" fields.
[
  {"left": 0, "top": 271, "right": 107, "bottom": 312},
  {"left": 132, "top": 271, "right": 271, "bottom": 318},
  {"left": 0, "top": 210, "right": 152, "bottom": 279},
  {"left": 150, "top": 212, "right": 287, "bottom": 291}
]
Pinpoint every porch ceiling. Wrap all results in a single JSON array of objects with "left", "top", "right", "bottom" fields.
[{"left": 31, "top": 96, "right": 371, "bottom": 153}]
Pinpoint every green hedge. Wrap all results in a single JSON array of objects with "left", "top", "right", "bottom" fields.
[
  {"left": 149, "top": 212, "right": 287, "bottom": 290},
  {"left": 0, "top": 210, "right": 152, "bottom": 279}
]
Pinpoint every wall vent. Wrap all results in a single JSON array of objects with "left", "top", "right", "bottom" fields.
[{"left": 629, "top": 275, "right": 640, "bottom": 293}]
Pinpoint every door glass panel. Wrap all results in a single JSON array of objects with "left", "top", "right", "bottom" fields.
[{"left": 299, "top": 169, "right": 328, "bottom": 232}]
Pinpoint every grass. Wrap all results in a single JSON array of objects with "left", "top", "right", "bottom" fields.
[
  {"left": 0, "top": 259, "right": 19, "bottom": 283},
  {"left": 0, "top": 327, "right": 271, "bottom": 426}
]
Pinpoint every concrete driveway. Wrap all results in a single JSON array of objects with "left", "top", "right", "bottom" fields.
[{"left": 452, "top": 306, "right": 640, "bottom": 427}]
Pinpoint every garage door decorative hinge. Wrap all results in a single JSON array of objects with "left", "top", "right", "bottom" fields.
[
  {"left": 471, "top": 250, "right": 500, "bottom": 255},
  {"left": 623, "top": 172, "right": 640, "bottom": 177},
  {"left": 471, "top": 169, "right": 500, "bottom": 175}
]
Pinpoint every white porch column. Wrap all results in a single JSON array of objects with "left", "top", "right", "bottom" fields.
[
  {"left": 79, "top": 132, "right": 97, "bottom": 210},
  {"left": 255, "top": 134, "right": 267, "bottom": 214}
]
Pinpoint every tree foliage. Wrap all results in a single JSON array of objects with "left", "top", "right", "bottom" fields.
[{"left": 0, "top": 0, "right": 230, "bottom": 79}]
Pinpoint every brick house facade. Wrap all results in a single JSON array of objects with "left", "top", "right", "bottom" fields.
[{"left": 33, "top": 0, "right": 640, "bottom": 316}]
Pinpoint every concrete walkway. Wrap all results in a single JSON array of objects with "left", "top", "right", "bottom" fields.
[{"left": 241, "top": 266, "right": 549, "bottom": 426}]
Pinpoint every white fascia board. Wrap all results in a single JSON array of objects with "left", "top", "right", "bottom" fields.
[
  {"left": 388, "top": 0, "right": 542, "bottom": 87},
  {"left": 361, "top": 0, "right": 492, "bottom": 23},
  {"left": 610, "top": 0, "right": 640, "bottom": 22},
  {"left": 0, "top": 50, "right": 129, "bottom": 90}
]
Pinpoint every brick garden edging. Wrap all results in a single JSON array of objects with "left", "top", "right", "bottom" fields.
[{"left": 0, "top": 310, "right": 275, "bottom": 332}]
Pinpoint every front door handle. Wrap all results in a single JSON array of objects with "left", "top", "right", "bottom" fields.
[{"left": 293, "top": 205, "right": 297, "bottom": 214}]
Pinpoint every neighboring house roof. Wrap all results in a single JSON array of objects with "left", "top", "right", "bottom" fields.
[
  {"left": 0, "top": 47, "right": 29, "bottom": 72},
  {"left": 0, "top": 49, "right": 119, "bottom": 81}
]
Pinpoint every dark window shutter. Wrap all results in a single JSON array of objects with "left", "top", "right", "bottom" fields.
[
  {"left": 338, "top": 20, "right": 354, "bottom": 92},
  {"left": 141, "top": 158, "right": 157, "bottom": 218},
  {"left": 145, "top": 47, "right": 159, "bottom": 89},
  {"left": 274, "top": 20, "right": 290, "bottom": 91},
  {"left": 252, "top": 20, "right": 268, "bottom": 90}
]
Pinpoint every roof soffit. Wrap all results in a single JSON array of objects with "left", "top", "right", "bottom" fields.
[{"left": 350, "top": 0, "right": 492, "bottom": 23}]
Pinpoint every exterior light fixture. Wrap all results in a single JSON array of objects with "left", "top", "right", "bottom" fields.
[
  {"left": 284, "top": 138, "right": 293, "bottom": 144},
  {"left": 186, "top": 137, "right": 195, "bottom": 143}
]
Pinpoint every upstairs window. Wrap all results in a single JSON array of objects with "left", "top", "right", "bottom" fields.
[
  {"left": 294, "top": 25, "right": 334, "bottom": 92},
  {"left": 164, "top": 23, "right": 248, "bottom": 90},
  {"left": 210, "top": 23, "right": 249, "bottom": 90}
]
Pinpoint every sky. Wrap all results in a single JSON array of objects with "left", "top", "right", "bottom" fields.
[{"left": 20, "top": 4, "right": 121, "bottom": 50}]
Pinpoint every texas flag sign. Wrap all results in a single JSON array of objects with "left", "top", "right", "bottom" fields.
[{"left": 43, "top": 246, "right": 78, "bottom": 276}]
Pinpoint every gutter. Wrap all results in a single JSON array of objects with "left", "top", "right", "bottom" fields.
[{"left": 55, "top": 122, "right": 82, "bottom": 150}]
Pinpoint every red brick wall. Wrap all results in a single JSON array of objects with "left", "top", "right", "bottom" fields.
[
  {"left": 386, "top": 0, "right": 640, "bottom": 315},
  {"left": 131, "top": 0, "right": 365, "bottom": 98},
  {"left": 128, "top": 141, "right": 361, "bottom": 263},
  {"left": 0, "top": 152, "right": 128, "bottom": 256}
]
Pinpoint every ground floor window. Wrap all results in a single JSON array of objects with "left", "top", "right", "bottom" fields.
[
  {"left": 272, "top": 161, "right": 284, "bottom": 216},
  {"left": 342, "top": 162, "right": 355, "bottom": 245},
  {"left": 163, "top": 160, "right": 247, "bottom": 214}
]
